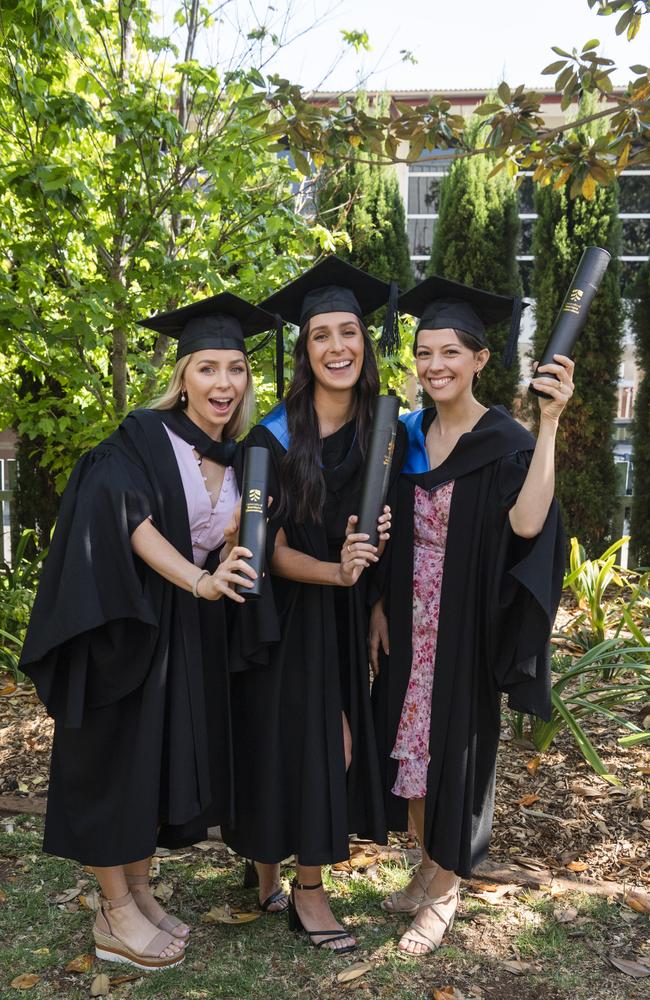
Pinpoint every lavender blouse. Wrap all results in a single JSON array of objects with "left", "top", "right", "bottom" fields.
[{"left": 164, "top": 425, "right": 240, "bottom": 567}]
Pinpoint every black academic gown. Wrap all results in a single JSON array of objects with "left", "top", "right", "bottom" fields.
[
  {"left": 221, "top": 417, "right": 406, "bottom": 866},
  {"left": 19, "top": 408, "right": 236, "bottom": 866},
  {"left": 372, "top": 406, "right": 565, "bottom": 877}
]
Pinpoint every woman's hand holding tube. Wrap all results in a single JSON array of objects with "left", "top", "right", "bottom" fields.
[
  {"left": 376, "top": 505, "right": 392, "bottom": 558},
  {"left": 199, "top": 545, "right": 257, "bottom": 603},
  {"left": 336, "top": 514, "right": 379, "bottom": 588},
  {"left": 530, "top": 354, "right": 575, "bottom": 424},
  {"left": 368, "top": 598, "right": 389, "bottom": 677}
]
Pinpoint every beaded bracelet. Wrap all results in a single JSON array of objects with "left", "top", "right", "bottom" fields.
[{"left": 192, "top": 569, "right": 210, "bottom": 598}]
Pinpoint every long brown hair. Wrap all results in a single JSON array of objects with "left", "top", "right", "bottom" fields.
[{"left": 281, "top": 318, "right": 379, "bottom": 523}]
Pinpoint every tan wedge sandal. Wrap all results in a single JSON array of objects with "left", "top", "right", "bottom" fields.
[
  {"left": 93, "top": 892, "right": 185, "bottom": 971},
  {"left": 126, "top": 874, "right": 190, "bottom": 938}
]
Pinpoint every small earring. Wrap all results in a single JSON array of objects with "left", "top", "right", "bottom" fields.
[
  {"left": 475, "top": 368, "right": 482, "bottom": 380},
  {"left": 180, "top": 389, "right": 187, "bottom": 404}
]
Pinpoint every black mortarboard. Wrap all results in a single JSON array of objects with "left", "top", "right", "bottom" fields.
[
  {"left": 138, "top": 291, "right": 277, "bottom": 363},
  {"left": 398, "top": 275, "right": 526, "bottom": 367},
  {"left": 259, "top": 256, "right": 401, "bottom": 396}
]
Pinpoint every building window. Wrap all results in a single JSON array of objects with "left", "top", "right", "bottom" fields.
[
  {"left": 407, "top": 175, "right": 444, "bottom": 214},
  {"left": 407, "top": 217, "right": 436, "bottom": 258}
]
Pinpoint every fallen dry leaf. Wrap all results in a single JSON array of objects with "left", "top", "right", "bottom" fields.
[
  {"left": 109, "top": 974, "right": 143, "bottom": 986},
  {"left": 432, "top": 988, "right": 466, "bottom": 999},
  {"left": 79, "top": 891, "right": 101, "bottom": 912},
  {"left": 54, "top": 887, "right": 82, "bottom": 904},
  {"left": 625, "top": 894, "right": 650, "bottom": 915},
  {"left": 516, "top": 794, "right": 540, "bottom": 807},
  {"left": 569, "top": 783, "right": 604, "bottom": 797},
  {"left": 501, "top": 960, "right": 538, "bottom": 975},
  {"left": 9, "top": 974, "right": 41, "bottom": 990},
  {"left": 565, "top": 860, "right": 589, "bottom": 873},
  {"left": 0, "top": 681, "right": 17, "bottom": 697},
  {"left": 607, "top": 954, "right": 650, "bottom": 978},
  {"left": 336, "top": 961, "right": 374, "bottom": 984},
  {"left": 553, "top": 906, "right": 578, "bottom": 924},
  {"left": 200, "top": 904, "right": 261, "bottom": 925},
  {"left": 65, "top": 953, "right": 95, "bottom": 973},
  {"left": 525, "top": 756, "right": 541, "bottom": 775},
  {"left": 0, "top": 887, "right": 6, "bottom": 904},
  {"left": 89, "top": 974, "right": 110, "bottom": 997},
  {"left": 151, "top": 881, "right": 173, "bottom": 904}
]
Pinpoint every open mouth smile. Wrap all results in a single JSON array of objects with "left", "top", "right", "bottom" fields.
[{"left": 208, "top": 397, "right": 234, "bottom": 414}]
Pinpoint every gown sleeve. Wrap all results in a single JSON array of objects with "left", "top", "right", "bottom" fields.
[
  {"left": 19, "top": 443, "right": 161, "bottom": 725},
  {"left": 489, "top": 450, "right": 565, "bottom": 721},
  {"left": 227, "top": 424, "right": 281, "bottom": 672}
]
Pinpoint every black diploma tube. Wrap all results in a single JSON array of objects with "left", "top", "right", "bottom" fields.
[
  {"left": 356, "top": 395, "right": 400, "bottom": 547},
  {"left": 235, "top": 446, "right": 270, "bottom": 599},
  {"left": 530, "top": 245, "right": 611, "bottom": 399}
]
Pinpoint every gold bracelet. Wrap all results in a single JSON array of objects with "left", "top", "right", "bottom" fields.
[{"left": 192, "top": 569, "right": 210, "bottom": 598}]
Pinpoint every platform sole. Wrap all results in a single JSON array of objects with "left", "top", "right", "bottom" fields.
[{"left": 94, "top": 945, "right": 184, "bottom": 972}]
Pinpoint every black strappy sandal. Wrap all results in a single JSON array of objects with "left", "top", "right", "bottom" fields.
[
  {"left": 243, "top": 859, "right": 288, "bottom": 914},
  {"left": 287, "top": 878, "right": 357, "bottom": 954}
]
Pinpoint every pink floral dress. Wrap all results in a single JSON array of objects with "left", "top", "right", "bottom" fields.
[{"left": 391, "top": 480, "right": 455, "bottom": 799}]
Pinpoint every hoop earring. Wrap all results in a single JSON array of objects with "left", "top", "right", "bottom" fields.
[{"left": 475, "top": 369, "right": 482, "bottom": 380}]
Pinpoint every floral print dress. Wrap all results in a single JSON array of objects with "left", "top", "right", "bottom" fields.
[{"left": 391, "top": 480, "right": 454, "bottom": 799}]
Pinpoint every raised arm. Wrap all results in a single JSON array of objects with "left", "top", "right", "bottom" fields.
[{"left": 509, "top": 354, "right": 574, "bottom": 539}]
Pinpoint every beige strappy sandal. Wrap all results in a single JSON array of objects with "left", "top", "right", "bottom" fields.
[
  {"left": 397, "top": 878, "right": 460, "bottom": 956},
  {"left": 381, "top": 863, "right": 438, "bottom": 916},
  {"left": 126, "top": 874, "right": 190, "bottom": 938},
  {"left": 93, "top": 892, "right": 185, "bottom": 971}
]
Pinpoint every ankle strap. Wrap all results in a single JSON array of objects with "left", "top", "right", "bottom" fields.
[
  {"left": 125, "top": 875, "right": 150, "bottom": 886},
  {"left": 291, "top": 878, "right": 323, "bottom": 891},
  {"left": 102, "top": 891, "right": 133, "bottom": 910}
]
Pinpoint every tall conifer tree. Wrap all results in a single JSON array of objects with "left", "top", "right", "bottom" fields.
[
  {"left": 631, "top": 263, "right": 650, "bottom": 565},
  {"left": 318, "top": 159, "right": 413, "bottom": 291},
  {"left": 428, "top": 130, "right": 522, "bottom": 409},
  {"left": 531, "top": 169, "right": 622, "bottom": 552}
]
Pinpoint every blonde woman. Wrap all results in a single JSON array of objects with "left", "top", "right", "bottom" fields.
[{"left": 20, "top": 294, "right": 275, "bottom": 971}]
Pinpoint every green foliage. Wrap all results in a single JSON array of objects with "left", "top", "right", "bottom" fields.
[
  {"left": 563, "top": 535, "right": 629, "bottom": 646},
  {"left": 631, "top": 262, "right": 650, "bottom": 565},
  {"left": 429, "top": 125, "right": 522, "bottom": 409},
  {"left": 0, "top": 0, "right": 343, "bottom": 490},
  {"left": 530, "top": 639, "right": 649, "bottom": 781},
  {"left": 0, "top": 529, "right": 43, "bottom": 679},
  {"left": 531, "top": 108, "right": 622, "bottom": 552},
  {"left": 508, "top": 534, "right": 650, "bottom": 779},
  {"left": 317, "top": 155, "right": 413, "bottom": 291}
]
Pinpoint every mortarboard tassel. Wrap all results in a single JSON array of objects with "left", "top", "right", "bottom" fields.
[
  {"left": 378, "top": 280, "right": 400, "bottom": 357},
  {"left": 274, "top": 313, "right": 285, "bottom": 399},
  {"left": 502, "top": 295, "right": 523, "bottom": 369}
]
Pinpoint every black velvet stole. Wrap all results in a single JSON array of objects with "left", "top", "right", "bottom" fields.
[{"left": 159, "top": 407, "right": 238, "bottom": 466}]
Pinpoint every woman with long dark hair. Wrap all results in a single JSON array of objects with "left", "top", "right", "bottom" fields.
[
  {"left": 222, "top": 258, "right": 404, "bottom": 954},
  {"left": 19, "top": 295, "right": 276, "bottom": 971},
  {"left": 371, "top": 275, "right": 571, "bottom": 956}
]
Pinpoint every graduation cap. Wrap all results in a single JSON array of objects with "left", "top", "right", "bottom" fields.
[
  {"left": 139, "top": 291, "right": 279, "bottom": 364},
  {"left": 259, "top": 256, "right": 401, "bottom": 396},
  {"left": 398, "top": 275, "right": 526, "bottom": 368}
]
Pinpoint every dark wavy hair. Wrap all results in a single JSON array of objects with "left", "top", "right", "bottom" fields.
[{"left": 281, "top": 317, "right": 380, "bottom": 523}]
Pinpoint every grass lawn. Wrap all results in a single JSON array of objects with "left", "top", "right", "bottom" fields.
[{"left": 1, "top": 816, "right": 648, "bottom": 999}]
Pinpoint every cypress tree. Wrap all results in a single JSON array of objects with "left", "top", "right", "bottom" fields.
[
  {"left": 428, "top": 134, "right": 522, "bottom": 409},
  {"left": 317, "top": 159, "right": 413, "bottom": 291},
  {"left": 631, "top": 263, "right": 650, "bottom": 565},
  {"left": 531, "top": 175, "right": 622, "bottom": 553}
]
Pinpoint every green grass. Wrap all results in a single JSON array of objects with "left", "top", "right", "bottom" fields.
[{"left": 1, "top": 819, "right": 648, "bottom": 1000}]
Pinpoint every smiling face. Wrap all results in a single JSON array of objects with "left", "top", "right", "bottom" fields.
[
  {"left": 182, "top": 349, "right": 249, "bottom": 439},
  {"left": 415, "top": 328, "right": 489, "bottom": 402},
  {"left": 305, "top": 311, "right": 365, "bottom": 393}
]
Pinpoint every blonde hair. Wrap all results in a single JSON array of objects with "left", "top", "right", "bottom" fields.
[{"left": 149, "top": 353, "right": 255, "bottom": 440}]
